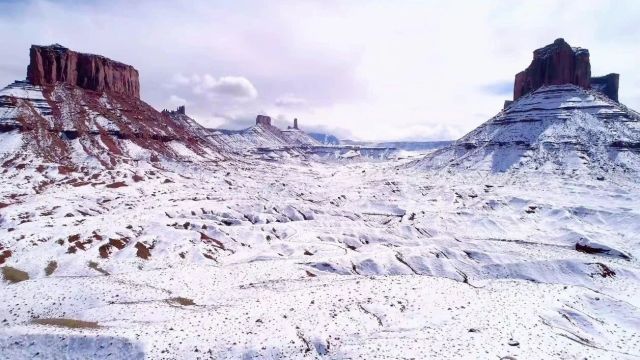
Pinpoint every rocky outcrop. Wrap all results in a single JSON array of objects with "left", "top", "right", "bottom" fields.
[
  {"left": 591, "top": 74, "right": 619, "bottom": 102},
  {"left": 512, "top": 38, "right": 619, "bottom": 102},
  {"left": 256, "top": 115, "right": 271, "bottom": 126},
  {"left": 514, "top": 38, "right": 591, "bottom": 100},
  {"left": 26, "top": 44, "right": 140, "bottom": 98},
  {"left": 162, "top": 106, "right": 186, "bottom": 116}
]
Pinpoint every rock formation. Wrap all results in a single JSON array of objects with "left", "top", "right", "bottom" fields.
[
  {"left": 162, "top": 106, "right": 186, "bottom": 116},
  {"left": 505, "top": 39, "right": 620, "bottom": 102},
  {"left": 421, "top": 38, "right": 638, "bottom": 175},
  {"left": 512, "top": 38, "right": 619, "bottom": 102},
  {"left": 1, "top": 45, "right": 220, "bottom": 168},
  {"left": 514, "top": 38, "right": 591, "bottom": 100},
  {"left": 256, "top": 115, "right": 271, "bottom": 126},
  {"left": 26, "top": 44, "right": 140, "bottom": 98},
  {"left": 591, "top": 73, "right": 619, "bottom": 102}
]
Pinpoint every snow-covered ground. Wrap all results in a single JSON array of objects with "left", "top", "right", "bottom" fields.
[{"left": 0, "top": 155, "right": 638, "bottom": 359}]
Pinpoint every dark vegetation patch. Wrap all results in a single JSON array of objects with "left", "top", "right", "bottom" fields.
[
  {"left": 168, "top": 297, "right": 196, "bottom": 306},
  {"left": 32, "top": 318, "right": 100, "bottom": 329},
  {"left": 2, "top": 266, "right": 29, "bottom": 283},
  {"left": 45, "top": 261, "right": 58, "bottom": 276},
  {"left": 88, "top": 261, "right": 110, "bottom": 275}
]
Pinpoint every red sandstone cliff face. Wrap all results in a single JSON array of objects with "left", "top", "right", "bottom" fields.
[
  {"left": 26, "top": 44, "right": 140, "bottom": 98},
  {"left": 256, "top": 115, "right": 272, "bottom": 126},
  {"left": 591, "top": 73, "right": 619, "bottom": 102},
  {"left": 514, "top": 38, "right": 591, "bottom": 100}
]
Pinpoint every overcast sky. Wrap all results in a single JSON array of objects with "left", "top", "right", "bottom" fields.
[{"left": 1, "top": 0, "right": 639, "bottom": 141}]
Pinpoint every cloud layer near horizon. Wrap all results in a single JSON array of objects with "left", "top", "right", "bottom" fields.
[{"left": 1, "top": 0, "right": 639, "bottom": 141}]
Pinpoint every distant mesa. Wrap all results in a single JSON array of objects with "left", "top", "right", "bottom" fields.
[
  {"left": 512, "top": 38, "right": 618, "bottom": 102},
  {"left": 26, "top": 44, "right": 140, "bottom": 98},
  {"left": 256, "top": 115, "right": 272, "bottom": 126}
]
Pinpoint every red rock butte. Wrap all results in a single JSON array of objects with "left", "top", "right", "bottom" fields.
[
  {"left": 513, "top": 38, "right": 619, "bottom": 102},
  {"left": 256, "top": 115, "right": 272, "bottom": 126},
  {"left": 26, "top": 44, "right": 140, "bottom": 98}
]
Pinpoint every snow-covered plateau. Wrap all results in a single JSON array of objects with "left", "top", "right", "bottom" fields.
[{"left": 0, "top": 42, "right": 639, "bottom": 359}]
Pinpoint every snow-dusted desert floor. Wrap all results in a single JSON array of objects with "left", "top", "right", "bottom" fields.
[{"left": 1, "top": 157, "right": 639, "bottom": 359}]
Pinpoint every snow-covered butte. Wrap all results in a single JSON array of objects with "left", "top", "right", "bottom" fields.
[{"left": 416, "top": 85, "right": 640, "bottom": 176}]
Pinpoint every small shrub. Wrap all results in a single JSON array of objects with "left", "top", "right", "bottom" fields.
[
  {"left": 169, "top": 297, "right": 195, "bottom": 306},
  {"left": 88, "top": 261, "right": 110, "bottom": 275},
  {"left": 32, "top": 318, "right": 100, "bottom": 329},
  {"left": 45, "top": 261, "right": 58, "bottom": 276},
  {"left": 2, "top": 266, "right": 29, "bottom": 283}
]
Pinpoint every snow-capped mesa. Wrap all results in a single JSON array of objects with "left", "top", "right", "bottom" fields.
[
  {"left": 0, "top": 44, "right": 222, "bottom": 170},
  {"left": 417, "top": 39, "right": 640, "bottom": 177},
  {"left": 0, "top": 38, "right": 639, "bottom": 360}
]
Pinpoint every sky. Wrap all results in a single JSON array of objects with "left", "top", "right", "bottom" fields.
[{"left": 1, "top": 0, "right": 639, "bottom": 141}]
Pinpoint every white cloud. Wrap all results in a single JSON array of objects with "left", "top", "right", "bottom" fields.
[
  {"left": 204, "top": 76, "right": 258, "bottom": 100},
  {"left": 275, "top": 94, "right": 307, "bottom": 107},
  {"left": 172, "top": 74, "right": 258, "bottom": 100},
  {"left": 168, "top": 95, "right": 187, "bottom": 106}
]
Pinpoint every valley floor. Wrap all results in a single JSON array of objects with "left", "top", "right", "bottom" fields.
[{"left": 0, "top": 158, "right": 639, "bottom": 359}]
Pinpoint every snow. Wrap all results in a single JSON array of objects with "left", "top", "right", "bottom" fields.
[
  {"left": 0, "top": 156, "right": 639, "bottom": 359},
  {"left": 0, "top": 131, "right": 23, "bottom": 154},
  {"left": 0, "top": 82, "right": 46, "bottom": 101},
  {"left": 339, "top": 149, "right": 360, "bottom": 158}
]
